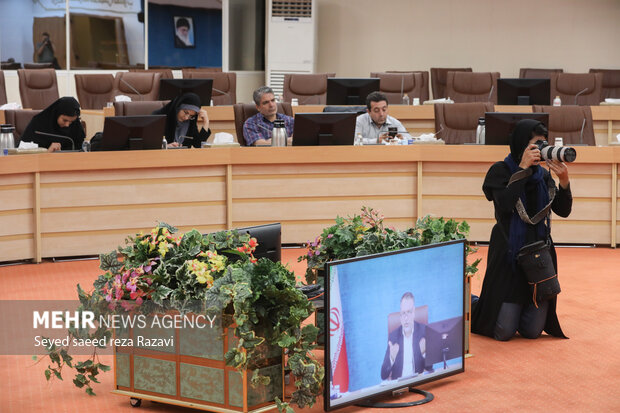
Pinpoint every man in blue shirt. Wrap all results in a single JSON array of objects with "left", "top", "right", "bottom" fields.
[{"left": 243, "top": 86, "right": 294, "bottom": 146}]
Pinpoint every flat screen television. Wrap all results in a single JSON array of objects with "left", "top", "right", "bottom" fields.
[
  {"left": 292, "top": 112, "right": 357, "bottom": 146},
  {"left": 234, "top": 223, "right": 281, "bottom": 263},
  {"left": 326, "top": 78, "right": 380, "bottom": 105},
  {"left": 484, "top": 112, "right": 549, "bottom": 145},
  {"left": 325, "top": 240, "right": 465, "bottom": 410},
  {"left": 158, "top": 78, "right": 213, "bottom": 106},
  {"left": 100, "top": 115, "right": 167, "bottom": 151},
  {"left": 497, "top": 78, "right": 551, "bottom": 105}
]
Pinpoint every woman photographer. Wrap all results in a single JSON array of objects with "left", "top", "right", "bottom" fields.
[{"left": 472, "top": 119, "right": 572, "bottom": 341}]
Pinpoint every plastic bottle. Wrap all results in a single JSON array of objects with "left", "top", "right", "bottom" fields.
[
  {"left": 476, "top": 117, "right": 486, "bottom": 144},
  {"left": 162, "top": 137, "right": 168, "bottom": 149},
  {"left": 553, "top": 96, "right": 562, "bottom": 106},
  {"left": 402, "top": 94, "right": 410, "bottom": 105},
  {"left": 354, "top": 133, "right": 363, "bottom": 146}
]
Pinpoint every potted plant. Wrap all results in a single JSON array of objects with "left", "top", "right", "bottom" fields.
[{"left": 39, "top": 224, "right": 323, "bottom": 412}]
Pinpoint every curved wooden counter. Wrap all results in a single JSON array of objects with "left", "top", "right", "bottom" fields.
[{"left": 1, "top": 145, "right": 619, "bottom": 262}]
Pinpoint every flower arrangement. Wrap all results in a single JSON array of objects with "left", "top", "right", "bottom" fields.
[
  {"left": 299, "top": 207, "right": 480, "bottom": 282},
  {"left": 39, "top": 223, "right": 323, "bottom": 412}
]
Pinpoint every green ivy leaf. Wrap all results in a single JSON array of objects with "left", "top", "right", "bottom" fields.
[{"left": 98, "top": 251, "right": 123, "bottom": 273}]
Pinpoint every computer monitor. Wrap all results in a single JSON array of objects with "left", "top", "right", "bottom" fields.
[
  {"left": 158, "top": 78, "right": 213, "bottom": 105},
  {"left": 234, "top": 223, "right": 282, "bottom": 263},
  {"left": 484, "top": 112, "right": 549, "bottom": 145},
  {"left": 326, "top": 78, "right": 380, "bottom": 105},
  {"left": 292, "top": 112, "right": 357, "bottom": 146},
  {"left": 325, "top": 240, "right": 465, "bottom": 410},
  {"left": 497, "top": 78, "right": 551, "bottom": 105},
  {"left": 100, "top": 115, "right": 167, "bottom": 151}
]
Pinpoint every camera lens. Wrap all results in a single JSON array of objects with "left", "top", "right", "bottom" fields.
[{"left": 540, "top": 145, "right": 577, "bottom": 163}]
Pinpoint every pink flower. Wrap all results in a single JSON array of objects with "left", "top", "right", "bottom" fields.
[
  {"left": 327, "top": 234, "right": 334, "bottom": 238},
  {"left": 315, "top": 250, "right": 321, "bottom": 256}
]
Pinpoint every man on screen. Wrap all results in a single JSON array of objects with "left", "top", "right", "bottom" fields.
[
  {"left": 355, "top": 91, "right": 411, "bottom": 144},
  {"left": 380, "top": 292, "right": 426, "bottom": 380},
  {"left": 243, "top": 86, "right": 294, "bottom": 146}
]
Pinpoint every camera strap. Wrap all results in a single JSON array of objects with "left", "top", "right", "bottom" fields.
[{"left": 508, "top": 169, "right": 556, "bottom": 225}]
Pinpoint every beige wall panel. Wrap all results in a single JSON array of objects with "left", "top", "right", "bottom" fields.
[
  {"left": 551, "top": 221, "right": 610, "bottom": 245},
  {"left": 0, "top": 187, "right": 33, "bottom": 211},
  {"left": 423, "top": 176, "right": 487, "bottom": 197},
  {"left": 569, "top": 176, "right": 612, "bottom": 198},
  {"left": 0, "top": 238, "right": 34, "bottom": 261},
  {"left": 424, "top": 162, "right": 492, "bottom": 174},
  {"left": 40, "top": 224, "right": 227, "bottom": 258},
  {"left": 232, "top": 198, "right": 416, "bottom": 223},
  {"left": 40, "top": 203, "right": 226, "bottom": 233},
  {"left": 467, "top": 221, "right": 494, "bottom": 243},
  {"left": 0, "top": 211, "right": 33, "bottom": 237},
  {"left": 40, "top": 180, "right": 226, "bottom": 208},
  {"left": 422, "top": 198, "right": 494, "bottom": 220},
  {"left": 232, "top": 162, "right": 417, "bottom": 176},
  {"left": 0, "top": 174, "right": 34, "bottom": 185},
  {"left": 316, "top": 0, "right": 620, "bottom": 84},
  {"left": 563, "top": 200, "right": 611, "bottom": 222},
  {"left": 40, "top": 166, "right": 226, "bottom": 184},
  {"left": 233, "top": 176, "right": 415, "bottom": 198},
  {"left": 280, "top": 217, "right": 418, "bottom": 245}
]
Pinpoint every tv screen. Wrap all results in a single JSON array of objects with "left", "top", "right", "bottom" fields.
[
  {"left": 325, "top": 240, "right": 465, "bottom": 410},
  {"left": 158, "top": 78, "right": 213, "bottom": 106},
  {"left": 292, "top": 112, "right": 357, "bottom": 146},
  {"left": 234, "top": 223, "right": 281, "bottom": 263},
  {"left": 484, "top": 112, "right": 549, "bottom": 145},
  {"left": 497, "top": 78, "right": 551, "bottom": 105},
  {"left": 100, "top": 115, "right": 167, "bottom": 151},
  {"left": 326, "top": 78, "right": 380, "bottom": 105}
]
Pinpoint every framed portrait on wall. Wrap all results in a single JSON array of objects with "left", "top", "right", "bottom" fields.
[{"left": 174, "top": 16, "right": 194, "bottom": 48}]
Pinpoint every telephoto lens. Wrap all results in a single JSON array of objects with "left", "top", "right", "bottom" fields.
[{"left": 535, "top": 140, "right": 577, "bottom": 163}]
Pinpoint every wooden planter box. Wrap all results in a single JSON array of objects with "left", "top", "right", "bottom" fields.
[{"left": 112, "top": 314, "right": 283, "bottom": 412}]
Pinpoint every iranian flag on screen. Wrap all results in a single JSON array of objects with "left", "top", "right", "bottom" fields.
[{"left": 330, "top": 269, "right": 349, "bottom": 392}]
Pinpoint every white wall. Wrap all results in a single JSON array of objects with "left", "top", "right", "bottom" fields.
[
  {"left": 315, "top": 0, "right": 620, "bottom": 78},
  {"left": 0, "top": 1, "right": 37, "bottom": 64}
]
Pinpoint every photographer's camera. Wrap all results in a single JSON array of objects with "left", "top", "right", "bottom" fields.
[{"left": 535, "top": 140, "right": 577, "bottom": 163}]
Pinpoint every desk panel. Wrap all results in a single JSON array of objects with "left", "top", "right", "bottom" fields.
[{"left": 1, "top": 145, "right": 619, "bottom": 262}]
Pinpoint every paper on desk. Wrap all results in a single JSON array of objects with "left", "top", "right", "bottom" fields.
[
  {"left": 605, "top": 98, "right": 620, "bottom": 104},
  {"left": 0, "top": 102, "right": 22, "bottom": 110},
  {"left": 616, "top": 133, "right": 620, "bottom": 142},
  {"left": 18, "top": 141, "right": 38, "bottom": 149},
  {"left": 213, "top": 132, "right": 234, "bottom": 144},
  {"left": 417, "top": 133, "right": 438, "bottom": 141},
  {"left": 423, "top": 98, "right": 454, "bottom": 105},
  {"left": 114, "top": 95, "right": 132, "bottom": 102}
]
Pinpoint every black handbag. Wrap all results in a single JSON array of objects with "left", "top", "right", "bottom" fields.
[{"left": 517, "top": 240, "right": 561, "bottom": 306}]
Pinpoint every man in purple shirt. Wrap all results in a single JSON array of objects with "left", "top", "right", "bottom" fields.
[{"left": 243, "top": 86, "right": 294, "bottom": 146}]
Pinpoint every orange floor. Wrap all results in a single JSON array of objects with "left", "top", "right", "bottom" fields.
[{"left": 1, "top": 246, "right": 620, "bottom": 412}]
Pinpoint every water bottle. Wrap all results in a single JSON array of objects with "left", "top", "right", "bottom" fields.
[
  {"left": 553, "top": 96, "right": 562, "bottom": 107},
  {"left": 354, "top": 133, "right": 363, "bottom": 146},
  {"left": 475, "top": 117, "right": 486, "bottom": 144},
  {"left": 162, "top": 137, "right": 168, "bottom": 149},
  {"left": 271, "top": 119, "right": 287, "bottom": 147},
  {"left": 0, "top": 124, "right": 16, "bottom": 155},
  {"left": 402, "top": 94, "right": 410, "bottom": 105}
]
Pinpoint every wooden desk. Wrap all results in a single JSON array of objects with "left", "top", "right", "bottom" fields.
[{"left": 1, "top": 145, "right": 619, "bottom": 262}]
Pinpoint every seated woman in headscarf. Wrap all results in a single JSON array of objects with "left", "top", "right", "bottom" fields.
[
  {"left": 152, "top": 93, "right": 211, "bottom": 148},
  {"left": 472, "top": 119, "right": 572, "bottom": 341},
  {"left": 21, "top": 97, "right": 85, "bottom": 152}
]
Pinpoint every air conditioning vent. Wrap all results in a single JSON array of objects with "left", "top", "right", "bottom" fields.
[{"left": 271, "top": 0, "right": 312, "bottom": 18}]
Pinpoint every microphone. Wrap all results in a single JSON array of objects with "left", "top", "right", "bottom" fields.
[
  {"left": 434, "top": 125, "right": 445, "bottom": 138},
  {"left": 487, "top": 85, "right": 495, "bottom": 102},
  {"left": 574, "top": 88, "right": 588, "bottom": 105},
  {"left": 119, "top": 77, "right": 143, "bottom": 100},
  {"left": 35, "top": 130, "right": 74, "bottom": 150},
  {"left": 579, "top": 117, "right": 586, "bottom": 145}
]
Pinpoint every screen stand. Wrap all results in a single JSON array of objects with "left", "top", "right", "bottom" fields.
[
  {"left": 128, "top": 137, "right": 144, "bottom": 150},
  {"left": 354, "top": 387, "right": 434, "bottom": 408},
  {"left": 517, "top": 95, "right": 530, "bottom": 105}
]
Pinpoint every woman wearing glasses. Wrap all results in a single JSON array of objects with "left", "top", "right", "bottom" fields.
[
  {"left": 21, "top": 96, "right": 85, "bottom": 152},
  {"left": 153, "top": 92, "right": 211, "bottom": 148}
]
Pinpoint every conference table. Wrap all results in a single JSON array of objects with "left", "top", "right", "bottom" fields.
[{"left": 1, "top": 141, "right": 619, "bottom": 263}]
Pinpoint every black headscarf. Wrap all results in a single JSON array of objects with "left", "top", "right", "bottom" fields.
[
  {"left": 21, "top": 97, "right": 85, "bottom": 150},
  {"left": 153, "top": 93, "right": 210, "bottom": 148},
  {"left": 509, "top": 119, "right": 543, "bottom": 163}
]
